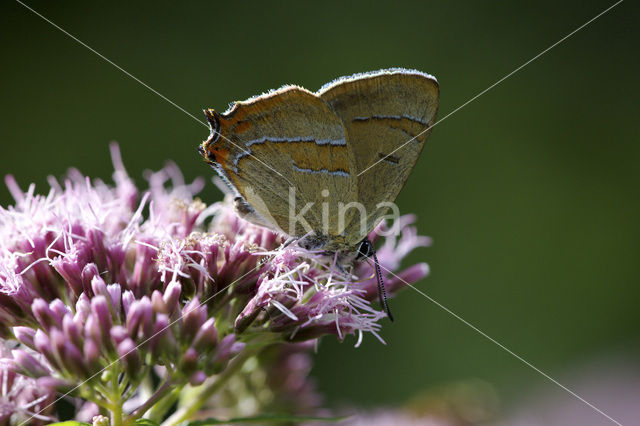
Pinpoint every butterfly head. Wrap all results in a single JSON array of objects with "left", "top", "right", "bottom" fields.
[{"left": 199, "top": 109, "right": 230, "bottom": 167}]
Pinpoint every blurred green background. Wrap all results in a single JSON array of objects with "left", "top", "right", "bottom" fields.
[{"left": 1, "top": 0, "right": 638, "bottom": 422}]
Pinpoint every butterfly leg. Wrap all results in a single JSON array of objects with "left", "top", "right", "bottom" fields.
[
  {"left": 332, "top": 253, "right": 351, "bottom": 275},
  {"left": 356, "top": 238, "right": 394, "bottom": 322},
  {"left": 280, "top": 236, "right": 297, "bottom": 250}
]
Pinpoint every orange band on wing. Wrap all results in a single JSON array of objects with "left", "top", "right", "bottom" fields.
[{"left": 207, "top": 145, "right": 230, "bottom": 167}]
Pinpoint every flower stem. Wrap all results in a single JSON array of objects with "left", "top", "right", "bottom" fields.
[
  {"left": 124, "top": 377, "right": 175, "bottom": 424},
  {"left": 161, "top": 346, "right": 263, "bottom": 426},
  {"left": 146, "top": 386, "right": 183, "bottom": 423},
  {"left": 110, "top": 365, "right": 123, "bottom": 426}
]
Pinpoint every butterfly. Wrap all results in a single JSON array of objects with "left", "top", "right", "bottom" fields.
[{"left": 199, "top": 68, "right": 439, "bottom": 320}]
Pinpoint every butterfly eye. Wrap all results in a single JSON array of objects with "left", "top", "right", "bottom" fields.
[{"left": 355, "top": 238, "right": 373, "bottom": 259}]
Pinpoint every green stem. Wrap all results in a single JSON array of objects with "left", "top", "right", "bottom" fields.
[
  {"left": 161, "top": 346, "right": 263, "bottom": 426},
  {"left": 124, "top": 377, "right": 175, "bottom": 424},
  {"left": 110, "top": 365, "right": 123, "bottom": 426},
  {"left": 146, "top": 386, "right": 183, "bottom": 423}
]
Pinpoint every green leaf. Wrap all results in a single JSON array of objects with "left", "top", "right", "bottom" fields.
[
  {"left": 49, "top": 422, "right": 91, "bottom": 426},
  {"left": 134, "top": 420, "right": 161, "bottom": 426},
  {"left": 183, "top": 413, "right": 349, "bottom": 425}
]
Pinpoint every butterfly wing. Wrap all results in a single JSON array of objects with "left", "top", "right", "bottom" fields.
[
  {"left": 318, "top": 69, "right": 439, "bottom": 246},
  {"left": 201, "top": 86, "right": 358, "bottom": 240}
]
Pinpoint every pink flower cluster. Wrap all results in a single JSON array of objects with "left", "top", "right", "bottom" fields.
[{"left": 0, "top": 144, "right": 430, "bottom": 422}]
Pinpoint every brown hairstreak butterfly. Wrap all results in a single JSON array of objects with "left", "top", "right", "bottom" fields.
[{"left": 199, "top": 68, "right": 439, "bottom": 320}]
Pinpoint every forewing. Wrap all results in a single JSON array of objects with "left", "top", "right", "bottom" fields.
[{"left": 202, "top": 86, "right": 358, "bottom": 238}]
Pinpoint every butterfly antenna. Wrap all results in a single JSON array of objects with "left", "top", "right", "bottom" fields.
[{"left": 371, "top": 246, "right": 394, "bottom": 322}]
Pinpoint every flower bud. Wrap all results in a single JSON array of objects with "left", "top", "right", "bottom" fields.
[
  {"left": 50, "top": 299, "right": 72, "bottom": 321},
  {"left": 91, "top": 275, "right": 108, "bottom": 299},
  {"left": 109, "top": 325, "right": 128, "bottom": 346},
  {"left": 126, "top": 297, "right": 153, "bottom": 339},
  {"left": 81, "top": 263, "right": 100, "bottom": 295},
  {"left": 122, "top": 290, "right": 135, "bottom": 316},
  {"left": 75, "top": 292, "right": 91, "bottom": 323},
  {"left": 181, "top": 298, "right": 206, "bottom": 344},
  {"left": 11, "top": 349, "right": 50, "bottom": 377},
  {"left": 52, "top": 257, "right": 83, "bottom": 296},
  {"left": 88, "top": 229, "right": 108, "bottom": 272},
  {"left": 13, "top": 326, "right": 36, "bottom": 349},
  {"left": 180, "top": 347, "right": 198, "bottom": 374},
  {"left": 37, "top": 376, "right": 74, "bottom": 392},
  {"left": 163, "top": 281, "right": 182, "bottom": 315},
  {"left": 31, "top": 299, "right": 57, "bottom": 331},
  {"left": 189, "top": 370, "right": 206, "bottom": 386},
  {"left": 49, "top": 328, "right": 66, "bottom": 365},
  {"left": 90, "top": 296, "right": 113, "bottom": 350},
  {"left": 192, "top": 318, "right": 218, "bottom": 354},
  {"left": 206, "top": 334, "right": 244, "bottom": 374},
  {"left": 63, "top": 314, "right": 83, "bottom": 349},
  {"left": 62, "top": 341, "right": 90, "bottom": 378},
  {"left": 106, "top": 284, "right": 122, "bottom": 314},
  {"left": 117, "top": 338, "right": 141, "bottom": 380},
  {"left": 234, "top": 305, "right": 261, "bottom": 335},
  {"left": 34, "top": 329, "right": 58, "bottom": 370},
  {"left": 84, "top": 339, "right": 102, "bottom": 372},
  {"left": 92, "top": 415, "right": 110, "bottom": 426}
]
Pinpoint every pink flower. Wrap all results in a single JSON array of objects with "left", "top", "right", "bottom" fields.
[
  {"left": 0, "top": 345, "right": 56, "bottom": 425},
  {"left": 0, "top": 143, "right": 430, "bottom": 422}
]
